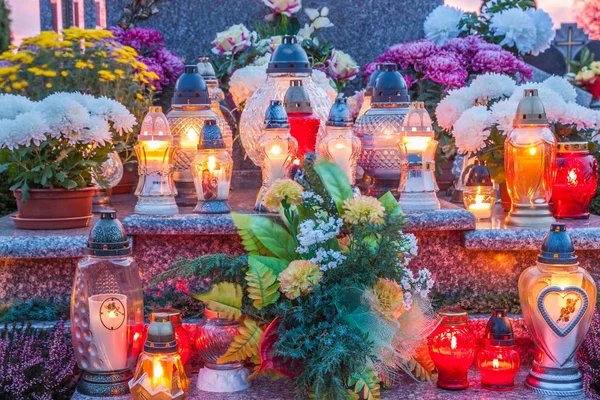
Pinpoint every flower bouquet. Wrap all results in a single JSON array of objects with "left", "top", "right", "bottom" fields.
[
  {"left": 0, "top": 92, "right": 136, "bottom": 228},
  {"left": 567, "top": 47, "right": 600, "bottom": 100},
  {"left": 154, "top": 155, "right": 438, "bottom": 399}
]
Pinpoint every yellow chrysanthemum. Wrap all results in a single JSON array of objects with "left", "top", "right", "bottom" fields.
[
  {"left": 75, "top": 61, "right": 88, "bottom": 69},
  {"left": 46, "top": 83, "right": 52, "bottom": 89},
  {"left": 279, "top": 260, "right": 323, "bottom": 300},
  {"left": 342, "top": 195, "right": 385, "bottom": 225},
  {"left": 61, "top": 71, "right": 68, "bottom": 77},
  {"left": 262, "top": 179, "right": 304, "bottom": 211},
  {"left": 368, "top": 278, "right": 405, "bottom": 320}
]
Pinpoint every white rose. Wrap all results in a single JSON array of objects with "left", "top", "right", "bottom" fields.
[
  {"left": 326, "top": 49, "right": 359, "bottom": 81},
  {"left": 229, "top": 65, "right": 268, "bottom": 107},
  {"left": 211, "top": 24, "right": 253, "bottom": 55}
]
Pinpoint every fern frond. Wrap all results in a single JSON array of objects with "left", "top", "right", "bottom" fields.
[
  {"left": 231, "top": 212, "right": 273, "bottom": 256},
  {"left": 246, "top": 258, "right": 280, "bottom": 310},
  {"left": 194, "top": 282, "right": 242, "bottom": 320},
  {"left": 348, "top": 366, "right": 381, "bottom": 400},
  {"left": 217, "top": 319, "right": 263, "bottom": 364}
]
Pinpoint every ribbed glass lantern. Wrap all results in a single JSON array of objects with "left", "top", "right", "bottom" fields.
[
  {"left": 354, "top": 63, "right": 410, "bottom": 196},
  {"left": 318, "top": 97, "right": 361, "bottom": 185},
  {"left": 504, "top": 89, "right": 557, "bottom": 227},
  {"left": 255, "top": 100, "right": 298, "bottom": 212},
  {"left": 134, "top": 106, "right": 179, "bottom": 215},
  {"left": 167, "top": 65, "right": 232, "bottom": 205},
  {"left": 398, "top": 102, "right": 439, "bottom": 211},
  {"left": 239, "top": 35, "right": 333, "bottom": 166},
  {"left": 71, "top": 211, "right": 144, "bottom": 397}
]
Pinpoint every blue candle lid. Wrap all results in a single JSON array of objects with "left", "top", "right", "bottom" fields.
[
  {"left": 371, "top": 63, "right": 410, "bottom": 104},
  {"left": 538, "top": 223, "right": 578, "bottom": 265},
  {"left": 86, "top": 211, "right": 131, "bottom": 257},
  {"left": 172, "top": 65, "right": 210, "bottom": 106},
  {"left": 267, "top": 35, "right": 311, "bottom": 74}
]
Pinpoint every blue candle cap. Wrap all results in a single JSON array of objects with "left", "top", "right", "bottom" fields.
[
  {"left": 267, "top": 35, "right": 311, "bottom": 74},
  {"left": 326, "top": 97, "right": 353, "bottom": 127},
  {"left": 538, "top": 223, "right": 578, "bottom": 265},
  {"left": 371, "top": 63, "right": 410, "bottom": 104},
  {"left": 264, "top": 100, "right": 290, "bottom": 129},
  {"left": 86, "top": 211, "right": 131, "bottom": 257},
  {"left": 172, "top": 65, "right": 210, "bottom": 106},
  {"left": 485, "top": 308, "right": 515, "bottom": 347},
  {"left": 198, "top": 120, "right": 225, "bottom": 150}
]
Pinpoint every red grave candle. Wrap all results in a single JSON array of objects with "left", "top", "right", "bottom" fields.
[
  {"left": 551, "top": 142, "right": 598, "bottom": 219},
  {"left": 284, "top": 79, "right": 321, "bottom": 160},
  {"left": 476, "top": 308, "right": 520, "bottom": 391},
  {"left": 428, "top": 307, "right": 476, "bottom": 390}
]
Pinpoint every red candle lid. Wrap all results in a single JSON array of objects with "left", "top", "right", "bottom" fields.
[{"left": 438, "top": 307, "right": 468, "bottom": 326}]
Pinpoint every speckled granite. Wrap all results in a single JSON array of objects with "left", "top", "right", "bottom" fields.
[{"left": 403, "top": 201, "right": 475, "bottom": 231}]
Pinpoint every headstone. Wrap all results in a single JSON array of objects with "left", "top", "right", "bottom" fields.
[
  {"left": 554, "top": 23, "right": 589, "bottom": 61},
  {"left": 40, "top": 0, "right": 105, "bottom": 31}
]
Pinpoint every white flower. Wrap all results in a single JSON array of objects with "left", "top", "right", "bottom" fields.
[
  {"left": 490, "top": 99, "right": 518, "bottom": 134},
  {"left": 561, "top": 103, "right": 598, "bottom": 130},
  {"left": 469, "top": 73, "right": 516, "bottom": 104},
  {"left": 452, "top": 105, "right": 492, "bottom": 154},
  {"left": 490, "top": 8, "right": 536, "bottom": 54},
  {"left": 0, "top": 111, "right": 50, "bottom": 150},
  {"left": 79, "top": 115, "right": 112, "bottom": 146},
  {"left": 268, "top": 35, "right": 284, "bottom": 52},
  {"left": 0, "top": 94, "right": 35, "bottom": 119},
  {"left": 262, "top": 0, "right": 302, "bottom": 18},
  {"left": 424, "top": 5, "right": 465, "bottom": 46},
  {"left": 525, "top": 8, "right": 555, "bottom": 56},
  {"left": 229, "top": 65, "right": 267, "bottom": 106},
  {"left": 542, "top": 76, "right": 577, "bottom": 103},
  {"left": 253, "top": 53, "right": 272, "bottom": 67},
  {"left": 305, "top": 7, "right": 319, "bottom": 21},
  {"left": 312, "top": 69, "right": 338, "bottom": 102},
  {"left": 510, "top": 85, "right": 566, "bottom": 124},
  {"left": 313, "top": 16, "right": 333, "bottom": 30},
  {"left": 77, "top": 95, "right": 136, "bottom": 134},
  {"left": 346, "top": 90, "right": 364, "bottom": 119},
  {"left": 326, "top": 49, "right": 359, "bottom": 81},
  {"left": 435, "top": 87, "right": 475, "bottom": 131},
  {"left": 38, "top": 95, "right": 91, "bottom": 140},
  {"left": 297, "top": 23, "right": 315, "bottom": 41},
  {"left": 306, "top": 7, "right": 333, "bottom": 30},
  {"left": 211, "top": 24, "right": 253, "bottom": 55}
]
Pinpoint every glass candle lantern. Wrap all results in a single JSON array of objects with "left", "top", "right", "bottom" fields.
[
  {"left": 149, "top": 309, "right": 192, "bottom": 366},
  {"left": 255, "top": 100, "right": 298, "bottom": 212},
  {"left": 463, "top": 160, "right": 495, "bottom": 221},
  {"left": 354, "top": 63, "right": 410, "bottom": 197},
  {"left": 91, "top": 151, "right": 124, "bottom": 213},
  {"left": 191, "top": 120, "right": 233, "bottom": 214},
  {"left": 239, "top": 35, "right": 333, "bottom": 166},
  {"left": 71, "top": 211, "right": 144, "bottom": 397},
  {"left": 318, "top": 97, "right": 361, "bottom": 185},
  {"left": 357, "top": 64, "right": 384, "bottom": 119},
  {"left": 551, "top": 142, "right": 598, "bottom": 219},
  {"left": 519, "top": 223, "right": 597, "bottom": 396},
  {"left": 505, "top": 89, "right": 557, "bottom": 227},
  {"left": 196, "top": 309, "right": 250, "bottom": 393},
  {"left": 476, "top": 308, "right": 521, "bottom": 391},
  {"left": 398, "top": 102, "right": 439, "bottom": 211},
  {"left": 167, "top": 65, "right": 232, "bottom": 206},
  {"left": 428, "top": 307, "right": 476, "bottom": 390},
  {"left": 130, "top": 317, "right": 189, "bottom": 399},
  {"left": 284, "top": 79, "right": 321, "bottom": 161},
  {"left": 134, "top": 106, "right": 179, "bottom": 216}
]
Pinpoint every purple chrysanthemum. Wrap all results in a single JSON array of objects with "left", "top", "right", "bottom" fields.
[{"left": 421, "top": 50, "right": 468, "bottom": 89}]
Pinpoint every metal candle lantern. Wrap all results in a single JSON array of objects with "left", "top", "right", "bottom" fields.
[
  {"left": 284, "top": 79, "right": 321, "bottom": 160},
  {"left": 167, "top": 65, "right": 232, "bottom": 205},
  {"left": 428, "top": 307, "right": 476, "bottom": 390},
  {"left": 129, "top": 317, "right": 190, "bottom": 399},
  {"left": 239, "top": 35, "right": 332, "bottom": 166},
  {"left": 255, "top": 100, "right": 298, "bottom": 212},
  {"left": 191, "top": 120, "right": 233, "bottom": 214},
  {"left": 149, "top": 309, "right": 192, "bottom": 366},
  {"left": 134, "top": 106, "right": 179, "bottom": 215},
  {"left": 519, "top": 223, "right": 597, "bottom": 396},
  {"left": 357, "top": 64, "right": 384, "bottom": 119},
  {"left": 551, "top": 142, "right": 599, "bottom": 219},
  {"left": 476, "top": 308, "right": 521, "bottom": 391},
  {"left": 196, "top": 309, "right": 250, "bottom": 393},
  {"left": 397, "top": 102, "right": 439, "bottom": 211},
  {"left": 71, "top": 211, "right": 144, "bottom": 397},
  {"left": 463, "top": 160, "right": 495, "bottom": 221},
  {"left": 318, "top": 97, "right": 361, "bottom": 185},
  {"left": 354, "top": 63, "right": 410, "bottom": 197},
  {"left": 504, "top": 89, "right": 557, "bottom": 227}
]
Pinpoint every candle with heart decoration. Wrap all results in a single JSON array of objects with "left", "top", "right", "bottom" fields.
[{"left": 518, "top": 223, "right": 597, "bottom": 396}]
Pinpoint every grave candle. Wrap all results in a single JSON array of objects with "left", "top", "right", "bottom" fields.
[
  {"left": 88, "top": 294, "right": 128, "bottom": 371},
  {"left": 463, "top": 160, "right": 494, "bottom": 221},
  {"left": 284, "top": 79, "right": 321, "bottom": 160}
]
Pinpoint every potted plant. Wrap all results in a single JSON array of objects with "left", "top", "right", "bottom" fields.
[{"left": 0, "top": 92, "right": 136, "bottom": 229}]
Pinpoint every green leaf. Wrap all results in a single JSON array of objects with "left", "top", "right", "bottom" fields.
[
  {"left": 230, "top": 212, "right": 273, "bottom": 256},
  {"left": 62, "top": 179, "right": 77, "bottom": 189},
  {"left": 194, "top": 282, "right": 242, "bottom": 320},
  {"left": 246, "top": 258, "right": 280, "bottom": 309},
  {"left": 348, "top": 367, "right": 381, "bottom": 400},
  {"left": 248, "top": 255, "right": 288, "bottom": 275},
  {"left": 250, "top": 216, "right": 298, "bottom": 261},
  {"left": 314, "top": 160, "right": 354, "bottom": 214},
  {"left": 217, "top": 319, "right": 263, "bottom": 364},
  {"left": 379, "top": 192, "right": 403, "bottom": 218}
]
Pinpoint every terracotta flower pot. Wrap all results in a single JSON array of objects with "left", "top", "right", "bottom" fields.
[
  {"left": 112, "top": 167, "right": 138, "bottom": 195},
  {"left": 437, "top": 159, "right": 456, "bottom": 191},
  {"left": 498, "top": 182, "right": 512, "bottom": 212},
  {"left": 12, "top": 187, "right": 95, "bottom": 229}
]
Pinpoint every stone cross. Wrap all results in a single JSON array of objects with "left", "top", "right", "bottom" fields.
[{"left": 553, "top": 23, "right": 589, "bottom": 61}]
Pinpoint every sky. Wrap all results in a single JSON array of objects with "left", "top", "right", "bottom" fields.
[{"left": 6, "top": 0, "right": 577, "bottom": 45}]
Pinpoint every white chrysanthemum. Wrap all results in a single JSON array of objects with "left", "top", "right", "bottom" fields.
[
  {"left": 490, "top": 8, "right": 535, "bottom": 54},
  {"left": 0, "top": 94, "right": 36, "bottom": 120},
  {"left": 424, "top": 5, "right": 465, "bottom": 46},
  {"left": 312, "top": 69, "right": 338, "bottom": 102},
  {"left": 229, "top": 65, "right": 267, "bottom": 106},
  {"left": 89, "top": 96, "right": 136, "bottom": 133},
  {"left": 542, "top": 76, "right": 577, "bottom": 103},
  {"left": 526, "top": 8, "right": 555, "bottom": 56},
  {"left": 469, "top": 73, "right": 517, "bottom": 104},
  {"left": 490, "top": 99, "right": 519, "bottom": 134},
  {"left": 510, "top": 85, "right": 567, "bottom": 124},
  {"left": 435, "top": 87, "right": 475, "bottom": 131},
  {"left": 38, "top": 95, "right": 91, "bottom": 140},
  {"left": 452, "top": 105, "right": 492, "bottom": 154},
  {"left": 79, "top": 115, "right": 112, "bottom": 146},
  {"left": 561, "top": 103, "right": 598, "bottom": 131}
]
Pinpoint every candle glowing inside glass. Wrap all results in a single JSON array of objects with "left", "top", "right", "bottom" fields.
[{"left": 180, "top": 126, "right": 199, "bottom": 149}]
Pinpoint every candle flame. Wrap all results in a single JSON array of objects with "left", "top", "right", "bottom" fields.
[
  {"left": 493, "top": 358, "right": 499, "bottom": 369},
  {"left": 293, "top": 158, "right": 300, "bottom": 166},
  {"left": 528, "top": 146, "right": 537, "bottom": 156},
  {"left": 450, "top": 335, "right": 457, "bottom": 350},
  {"left": 154, "top": 362, "right": 163, "bottom": 378},
  {"left": 475, "top": 194, "right": 485, "bottom": 205},
  {"left": 180, "top": 126, "right": 199, "bottom": 148},
  {"left": 270, "top": 144, "right": 282, "bottom": 156},
  {"left": 567, "top": 169, "right": 578, "bottom": 186},
  {"left": 108, "top": 310, "right": 118, "bottom": 318},
  {"left": 207, "top": 156, "right": 217, "bottom": 172},
  {"left": 133, "top": 332, "right": 141, "bottom": 341}
]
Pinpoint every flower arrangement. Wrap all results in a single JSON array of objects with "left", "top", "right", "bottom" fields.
[
  {"left": 435, "top": 73, "right": 600, "bottom": 182},
  {"left": 425, "top": 1, "right": 555, "bottom": 56},
  {"left": 567, "top": 47, "right": 600, "bottom": 100},
  {"left": 211, "top": 1, "right": 357, "bottom": 107},
  {"left": 575, "top": 0, "right": 600, "bottom": 41},
  {"left": 154, "top": 155, "right": 438, "bottom": 399},
  {"left": 0, "top": 92, "right": 136, "bottom": 201},
  {"left": 0, "top": 28, "right": 155, "bottom": 163},
  {"left": 109, "top": 26, "right": 184, "bottom": 91}
]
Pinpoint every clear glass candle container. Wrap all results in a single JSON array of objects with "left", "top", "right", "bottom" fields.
[
  {"left": 519, "top": 224, "right": 596, "bottom": 395},
  {"left": 92, "top": 151, "right": 124, "bottom": 190},
  {"left": 71, "top": 211, "right": 144, "bottom": 397},
  {"left": 134, "top": 106, "right": 178, "bottom": 215},
  {"left": 504, "top": 89, "right": 557, "bottom": 227},
  {"left": 357, "top": 64, "right": 384, "bottom": 119},
  {"left": 463, "top": 160, "right": 495, "bottom": 221},
  {"left": 239, "top": 36, "right": 333, "bottom": 166}
]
